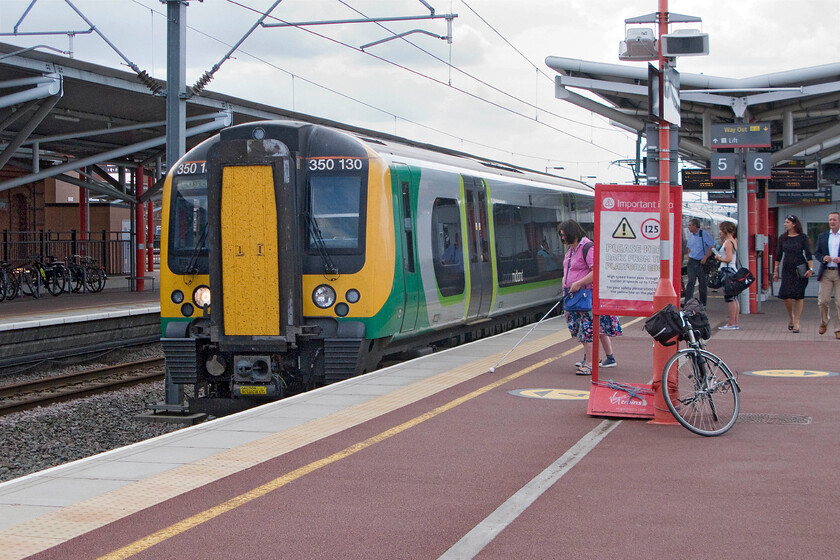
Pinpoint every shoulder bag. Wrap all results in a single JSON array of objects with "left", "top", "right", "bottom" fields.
[
  {"left": 563, "top": 242, "right": 593, "bottom": 312},
  {"left": 564, "top": 288, "right": 592, "bottom": 312},
  {"left": 722, "top": 245, "right": 755, "bottom": 297}
]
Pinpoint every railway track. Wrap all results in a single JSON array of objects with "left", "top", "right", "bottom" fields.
[{"left": 0, "top": 358, "right": 165, "bottom": 416}]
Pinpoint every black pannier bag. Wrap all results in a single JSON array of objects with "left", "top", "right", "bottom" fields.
[
  {"left": 682, "top": 298, "right": 711, "bottom": 340},
  {"left": 643, "top": 304, "right": 684, "bottom": 346}
]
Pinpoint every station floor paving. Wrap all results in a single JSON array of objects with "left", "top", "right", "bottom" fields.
[
  {"left": 0, "top": 291, "right": 838, "bottom": 559},
  {"left": 0, "top": 271, "right": 159, "bottom": 331}
]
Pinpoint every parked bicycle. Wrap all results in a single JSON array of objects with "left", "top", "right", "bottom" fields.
[
  {"left": 0, "top": 261, "right": 20, "bottom": 301},
  {"left": 645, "top": 302, "right": 741, "bottom": 437},
  {"left": 66, "top": 255, "right": 107, "bottom": 293},
  {"left": 19, "top": 255, "right": 66, "bottom": 298}
]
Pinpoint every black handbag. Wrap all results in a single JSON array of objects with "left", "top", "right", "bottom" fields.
[
  {"left": 701, "top": 259, "right": 717, "bottom": 275},
  {"left": 723, "top": 267, "right": 755, "bottom": 296},
  {"left": 795, "top": 263, "right": 809, "bottom": 279},
  {"left": 707, "top": 269, "right": 723, "bottom": 289}
]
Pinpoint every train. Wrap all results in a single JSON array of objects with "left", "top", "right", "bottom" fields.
[{"left": 159, "top": 120, "right": 596, "bottom": 414}]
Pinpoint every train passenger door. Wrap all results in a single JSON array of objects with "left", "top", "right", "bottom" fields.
[
  {"left": 464, "top": 176, "right": 492, "bottom": 320},
  {"left": 393, "top": 164, "right": 419, "bottom": 332}
]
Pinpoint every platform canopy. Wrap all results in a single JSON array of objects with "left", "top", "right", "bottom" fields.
[
  {"left": 0, "top": 42, "right": 353, "bottom": 204},
  {"left": 546, "top": 56, "right": 840, "bottom": 171}
]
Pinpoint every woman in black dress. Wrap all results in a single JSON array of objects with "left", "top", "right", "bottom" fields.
[{"left": 773, "top": 214, "right": 814, "bottom": 333}]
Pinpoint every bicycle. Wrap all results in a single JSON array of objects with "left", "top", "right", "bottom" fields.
[
  {"left": 0, "top": 261, "right": 20, "bottom": 301},
  {"left": 66, "top": 255, "right": 107, "bottom": 293},
  {"left": 23, "top": 255, "right": 65, "bottom": 297},
  {"left": 46, "top": 255, "right": 72, "bottom": 294},
  {"left": 645, "top": 303, "right": 741, "bottom": 437}
]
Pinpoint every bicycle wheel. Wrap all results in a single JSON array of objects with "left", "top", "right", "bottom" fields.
[
  {"left": 70, "top": 266, "right": 84, "bottom": 292},
  {"left": 45, "top": 268, "right": 65, "bottom": 296},
  {"left": 85, "top": 267, "right": 104, "bottom": 292},
  {"left": 2, "top": 270, "right": 19, "bottom": 300},
  {"left": 662, "top": 348, "right": 740, "bottom": 437}
]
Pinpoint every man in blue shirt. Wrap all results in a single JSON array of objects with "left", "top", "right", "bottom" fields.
[{"left": 684, "top": 218, "right": 715, "bottom": 305}]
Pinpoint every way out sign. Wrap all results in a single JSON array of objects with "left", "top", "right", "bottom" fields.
[{"left": 594, "top": 185, "right": 682, "bottom": 316}]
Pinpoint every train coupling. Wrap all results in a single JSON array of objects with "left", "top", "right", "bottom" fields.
[{"left": 233, "top": 355, "right": 281, "bottom": 398}]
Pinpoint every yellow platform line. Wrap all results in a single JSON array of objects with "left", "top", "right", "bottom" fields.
[
  {"left": 0, "top": 325, "right": 576, "bottom": 560},
  {"left": 100, "top": 348, "right": 582, "bottom": 560}
]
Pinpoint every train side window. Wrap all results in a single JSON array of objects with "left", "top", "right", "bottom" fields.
[
  {"left": 493, "top": 203, "right": 562, "bottom": 286},
  {"left": 432, "top": 198, "right": 464, "bottom": 297},
  {"left": 402, "top": 181, "right": 415, "bottom": 273}
]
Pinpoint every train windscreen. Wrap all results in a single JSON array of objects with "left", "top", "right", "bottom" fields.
[
  {"left": 168, "top": 176, "right": 209, "bottom": 274},
  {"left": 308, "top": 175, "right": 362, "bottom": 251}
]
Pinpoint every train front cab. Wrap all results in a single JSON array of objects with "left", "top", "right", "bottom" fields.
[{"left": 161, "top": 122, "right": 405, "bottom": 413}]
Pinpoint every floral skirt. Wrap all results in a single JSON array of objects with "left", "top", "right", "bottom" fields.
[{"left": 566, "top": 312, "right": 623, "bottom": 343}]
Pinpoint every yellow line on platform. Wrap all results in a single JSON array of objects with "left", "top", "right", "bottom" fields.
[{"left": 98, "top": 350, "right": 577, "bottom": 560}]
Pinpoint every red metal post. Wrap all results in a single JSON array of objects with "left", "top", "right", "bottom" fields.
[
  {"left": 747, "top": 179, "right": 758, "bottom": 313},
  {"left": 757, "top": 191, "right": 769, "bottom": 292},
  {"left": 147, "top": 175, "right": 154, "bottom": 273},
  {"left": 78, "top": 185, "right": 88, "bottom": 256},
  {"left": 650, "top": 0, "right": 679, "bottom": 425},
  {"left": 135, "top": 166, "right": 146, "bottom": 292}
]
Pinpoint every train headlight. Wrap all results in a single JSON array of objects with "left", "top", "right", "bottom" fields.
[
  {"left": 181, "top": 303, "right": 195, "bottom": 317},
  {"left": 345, "top": 289, "right": 360, "bottom": 304},
  {"left": 171, "top": 290, "right": 184, "bottom": 304},
  {"left": 193, "top": 285, "right": 211, "bottom": 308},
  {"left": 335, "top": 302, "right": 349, "bottom": 317},
  {"left": 313, "top": 284, "right": 336, "bottom": 308}
]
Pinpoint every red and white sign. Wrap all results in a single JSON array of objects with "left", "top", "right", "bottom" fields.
[{"left": 593, "top": 185, "right": 682, "bottom": 316}]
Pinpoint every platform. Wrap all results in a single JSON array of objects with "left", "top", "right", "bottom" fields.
[
  {"left": 0, "top": 293, "right": 838, "bottom": 560},
  {"left": 0, "top": 271, "right": 160, "bottom": 332}
]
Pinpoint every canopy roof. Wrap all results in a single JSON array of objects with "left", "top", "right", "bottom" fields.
[{"left": 546, "top": 56, "right": 840, "bottom": 170}]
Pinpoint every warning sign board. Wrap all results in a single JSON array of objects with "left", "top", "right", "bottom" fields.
[{"left": 594, "top": 185, "right": 682, "bottom": 316}]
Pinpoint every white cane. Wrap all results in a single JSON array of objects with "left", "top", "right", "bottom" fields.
[{"left": 489, "top": 298, "right": 563, "bottom": 373}]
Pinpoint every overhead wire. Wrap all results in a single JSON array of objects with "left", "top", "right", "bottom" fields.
[
  {"left": 227, "top": 0, "right": 627, "bottom": 158},
  {"left": 335, "top": 0, "right": 622, "bottom": 135},
  {"left": 126, "top": 0, "right": 629, "bottom": 163}
]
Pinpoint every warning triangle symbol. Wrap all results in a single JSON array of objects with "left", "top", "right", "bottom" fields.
[{"left": 612, "top": 218, "right": 636, "bottom": 239}]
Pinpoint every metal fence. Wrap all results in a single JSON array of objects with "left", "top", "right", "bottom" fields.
[{"left": 0, "top": 230, "right": 160, "bottom": 274}]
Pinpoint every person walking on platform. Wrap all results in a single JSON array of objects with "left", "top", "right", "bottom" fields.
[
  {"left": 814, "top": 211, "right": 840, "bottom": 339},
  {"left": 558, "top": 220, "right": 622, "bottom": 375},
  {"left": 773, "top": 214, "right": 814, "bottom": 333},
  {"left": 684, "top": 218, "right": 715, "bottom": 306},
  {"left": 714, "top": 221, "right": 740, "bottom": 330}
]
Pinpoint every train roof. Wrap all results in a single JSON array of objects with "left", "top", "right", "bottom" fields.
[{"left": 345, "top": 129, "right": 594, "bottom": 196}]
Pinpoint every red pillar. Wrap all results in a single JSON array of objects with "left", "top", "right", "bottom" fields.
[
  {"left": 147, "top": 175, "right": 154, "bottom": 273},
  {"left": 135, "top": 167, "right": 146, "bottom": 292},
  {"left": 78, "top": 186, "right": 88, "bottom": 256},
  {"left": 757, "top": 191, "right": 769, "bottom": 294},
  {"left": 650, "top": 0, "right": 679, "bottom": 425},
  {"left": 747, "top": 179, "right": 758, "bottom": 313}
]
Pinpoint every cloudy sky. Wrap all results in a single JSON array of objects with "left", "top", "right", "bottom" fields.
[{"left": 1, "top": 0, "right": 838, "bottom": 184}]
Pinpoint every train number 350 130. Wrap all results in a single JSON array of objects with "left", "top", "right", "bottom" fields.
[{"left": 308, "top": 158, "right": 364, "bottom": 172}]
